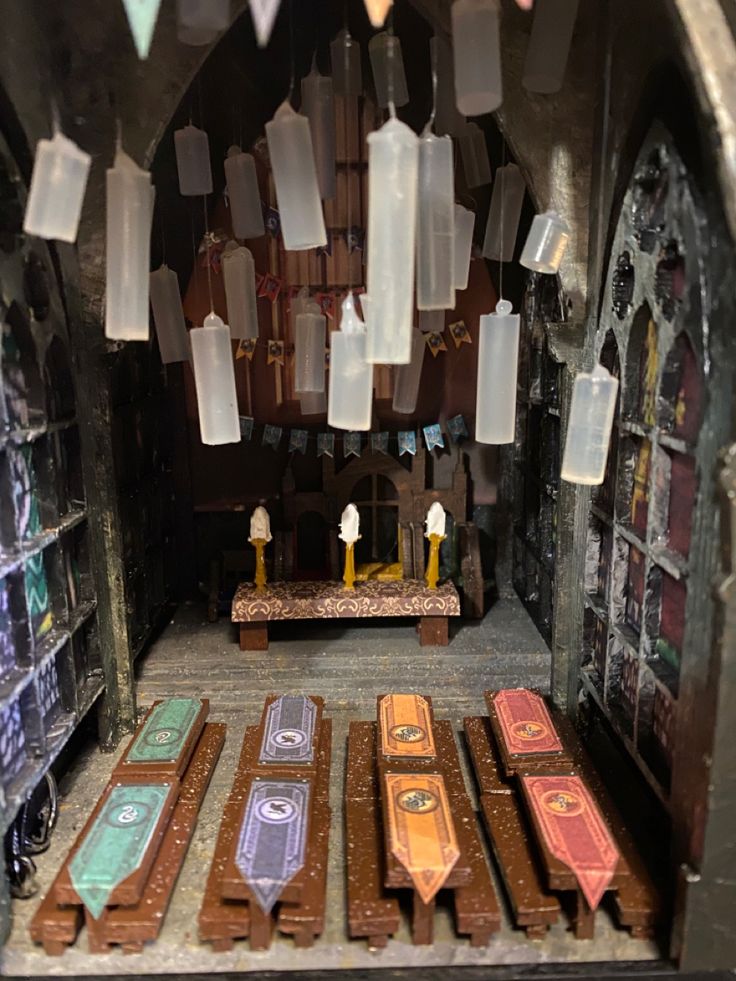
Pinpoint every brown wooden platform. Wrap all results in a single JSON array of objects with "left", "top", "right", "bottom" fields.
[
  {"left": 199, "top": 695, "right": 332, "bottom": 952},
  {"left": 30, "top": 705, "right": 224, "bottom": 955},
  {"left": 345, "top": 697, "right": 501, "bottom": 949},
  {"left": 232, "top": 580, "right": 460, "bottom": 650}
]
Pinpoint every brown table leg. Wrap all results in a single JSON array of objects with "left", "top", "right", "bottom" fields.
[
  {"left": 418, "top": 617, "right": 449, "bottom": 647},
  {"left": 574, "top": 890, "right": 595, "bottom": 939},
  {"left": 248, "top": 902, "right": 274, "bottom": 950},
  {"left": 412, "top": 893, "right": 435, "bottom": 944},
  {"left": 239, "top": 622, "right": 269, "bottom": 651}
]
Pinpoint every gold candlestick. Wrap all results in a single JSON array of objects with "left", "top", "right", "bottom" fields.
[
  {"left": 343, "top": 540, "right": 357, "bottom": 590},
  {"left": 425, "top": 533, "right": 446, "bottom": 590},
  {"left": 250, "top": 537, "right": 268, "bottom": 591}
]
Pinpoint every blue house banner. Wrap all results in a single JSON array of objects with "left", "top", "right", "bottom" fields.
[{"left": 398, "top": 431, "right": 417, "bottom": 456}]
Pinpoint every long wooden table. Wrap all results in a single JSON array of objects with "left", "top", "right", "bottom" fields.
[{"left": 232, "top": 580, "right": 461, "bottom": 650}]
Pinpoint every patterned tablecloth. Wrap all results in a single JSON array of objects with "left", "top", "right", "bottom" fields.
[{"left": 232, "top": 579, "right": 461, "bottom": 622}]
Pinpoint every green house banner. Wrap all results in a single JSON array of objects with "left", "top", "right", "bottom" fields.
[{"left": 126, "top": 697, "right": 202, "bottom": 764}]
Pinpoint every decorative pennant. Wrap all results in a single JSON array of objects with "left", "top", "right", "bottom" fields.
[
  {"left": 384, "top": 772, "right": 459, "bottom": 905},
  {"left": 235, "top": 779, "right": 310, "bottom": 914},
  {"left": 267, "top": 339, "right": 285, "bottom": 365},
  {"left": 449, "top": 320, "right": 472, "bottom": 348},
  {"left": 258, "top": 273, "right": 282, "bottom": 302},
  {"left": 423, "top": 424, "right": 445, "bottom": 452},
  {"left": 371, "top": 431, "right": 389, "bottom": 454},
  {"left": 239, "top": 416, "right": 254, "bottom": 440},
  {"left": 425, "top": 331, "right": 447, "bottom": 357},
  {"left": 69, "top": 783, "right": 172, "bottom": 919},
  {"left": 363, "top": 0, "right": 393, "bottom": 28},
  {"left": 398, "top": 431, "right": 417, "bottom": 456},
  {"left": 346, "top": 225, "right": 365, "bottom": 253},
  {"left": 289, "top": 429, "right": 308, "bottom": 454},
  {"left": 121, "top": 0, "right": 162, "bottom": 59},
  {"left": 379, "top": 694, "right": 436, "bottom": 759},
  {"left": 447, "top": 414, "right": 469, "bottom": 443},
  {"left": 344, "top": 432, "right": 362, "bottom": 457},
  {"left": 259, "top": 695, "right": 317, "bottom": 765},
  {"left": 262, "top": 424, "right": 282, "bottom": 450},
  {"left": 521, "top": 774, "right": 620, "bottom": 910},
  {"left": 264, "top": 205, "right": 281, "bottom": 237},
  {"left": 317, "top": 432, "right": 335, "bottom": 458},
  {"left": 492, "top": 688, "right": 564, "bottom": 757},
  {"left": 124, "top": 698, "right": 202, "bottom": 765},
  {"left": 315, "top": 291, "right": 335, "bottom": 320},
  {"left": 250, "top": 0, "right": 282, "bottom": 48},
  {"left": 236, "top": 338, "right": 257, "bottom": 361}
]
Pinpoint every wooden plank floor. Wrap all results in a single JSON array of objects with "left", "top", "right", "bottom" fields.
[{"left": 3, "top": 597, "right": 663, "bottom": 975}]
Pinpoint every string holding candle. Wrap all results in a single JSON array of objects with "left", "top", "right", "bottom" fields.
[
  {"left": 451, "top": 0, "right": 502, "bottom": 117},
  {"left": 24, "top": 124, "right": 91, "bottom": 243},
  {"left": 176, "top": 0, "right": 230, "bottom": 46},
  {"left": 561, "top": 364, "right": 618, "bottom": 485},
  {"left": 224, "top": 146, "right": 265, "bottom": 239},
  {"left": 300, "top": 57, "right": 337, "bottom": 201},
  {"left": 523, "top": 0, "right": 580, "bottom": 94},
  {"left": 190, "top": 312, "right": 241, "bottom": 445},
  {"left": 105, "top": 140, "right": 153, "bottom": 341},
  {"left": 328, "top": 293, "right": 373, "bottom": 432}
]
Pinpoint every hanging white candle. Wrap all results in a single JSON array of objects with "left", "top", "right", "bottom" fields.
[
  {"left": 392, "top": 329, "right": 425, "bottom": 413},
  {"left": 561, "top": 364, "right": 619, "bottom": 485},
  {"left": 523, "top": 0, "right": 580, "bottom": 94},
  {"left": 520, "top": 211, "right": 570, "bottom": 274},
  {"left": 482, "top": 162, "right": 525, "bottom": 262},
  {"left": 224, "top": 146, "right": 264, "bottom": 239},
  {"left": 300, "top": 391, "right": 326, "bottom": 415},
  {"left": 190, "top": 312, "right": 240, "bottom": 445},
  {"left": 177, "top": 0, "right": 229, "bottom": 45},
  {"left": 328, "top": 293, "right": 373, "bottom": 431},
  {"left": 150, "top": 264, "right": 190, "bottom": 363},
  {"left": 250, "top": 0, "right": 281, "bottom": 48},
  {"left": 174, "top": 124, "right": 213, "bottom": 196},
  {"left": 222, "top": 242, "right": 259, "bottom": 340},
  {"left": 105, "top": 146, "right": 153, "bottom": 341},
  {"left": 369, "top": 33, "right": 409, "bottom": 109},
  {"left": 452, "top": 0, "right": 502, "bottom": 116},
  {"left": 416, "top": 132, "right": 455, "bottom": 312},
  {"left": 24, "top": 130, "right": 91, "bottom": 243},
  {"left": 265, "top": 101, "right": 326, "bottom": 251},
  {"left": 453, "top": 204, "right": 474, "bottom": 290},
  {"left": 294, "top": 301, "right": 326, "bottom": 393},
  {"left": 122, "top": 0, "right": 162, "bottom": 59},
  {"left": 331, "top": 29, "right": 362, "bottom": 97},
  {"left": 458, "top": 123, "right": 491, "bottom": 188},
  {"left": 364, "top": 0, "right": 393, "bottom": 28},
  {"left": 432, "top": 36, "right": 465, "bottom": 137},
  {"left": 366, "top": 117, "right": 419, "bottom": 364},
  {"left": 300, "top": 61, "right": 337, "bottom": 201},
  {"left": 475, "top": 299, "right": 520, "bottom": 444},
  {"left": 418, "top": 310, "right": 444, "bottom": 333}
]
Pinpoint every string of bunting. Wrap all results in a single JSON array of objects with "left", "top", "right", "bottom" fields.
[{"left": 238, "top": 415, "right": 470, "bottom": 457}]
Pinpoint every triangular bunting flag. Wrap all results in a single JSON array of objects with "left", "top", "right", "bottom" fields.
[
  {"left": 425, "top": 331, "right": 447, "bottom": 357},
  {"left": 398, "top": 431, "right": 416, "bottom": 456},
  {"left": 250, "top": 0, "right": 281, "bottom": 48},
  {"left": 447, "top": 414, "right": 468, "bottom": 443},
  {"left": 423, "top": 424, "right": 445, "bottom": 452},
  {"left": 239, "top": 416, "right": 254, "bottom": 440},
  {"left": 317, "top": 432, "right": 335, "bottom": 458},
  {"left": 289, "top": 429, "right": 308, "bottom": 454},
  {"left": 236, "top": 338, "right": 257, "bottom": 361},
  {"left": 344, "top": 432, "right": 362, "bottom": 457},
  {"left": 121, "top": 0, "right": 162, "bottom": 60},
  {"left": 267, "top": 339, "right": 284, "bottom": 365},
  {"left": 449, "top": 320, "right": 472, "bottom": 348},
  {"left": 371, "top": 432, "right": 389, "bottom": 454},
  {"left": 262, "top": 424, "right": 282, "bottom": 449}
]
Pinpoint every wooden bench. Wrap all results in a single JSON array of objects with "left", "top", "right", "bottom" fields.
[{"left": 232, "top": 580, "right": 460, "bottom": 651}]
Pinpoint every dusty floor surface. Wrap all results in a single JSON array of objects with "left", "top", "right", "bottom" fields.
[{"left": 2, "top": 598, "right": 664, "bottom": 975}]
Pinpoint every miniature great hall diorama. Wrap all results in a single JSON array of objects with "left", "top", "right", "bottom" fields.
[{"left": 0, "top": 0, "right": 733, "bottom": 977}]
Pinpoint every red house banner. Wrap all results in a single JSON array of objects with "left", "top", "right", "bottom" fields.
[
  {"left": 522, "top": 774, "right": 620, "bottom": 909},
  {"left": 493, "top": 688, "right": 564, "bottom": 756}
]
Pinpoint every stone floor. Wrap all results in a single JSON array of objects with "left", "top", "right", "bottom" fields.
[{"left": 2, "top": 597, "right": 665, "bottom": 975}]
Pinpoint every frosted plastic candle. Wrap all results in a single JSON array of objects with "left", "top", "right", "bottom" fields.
[
  {"left": 265, "top": 101, "right": 326, "bottom": 251},
  {"left": 520, "top": 210, "right": 570, "bottom": 274},
  {"left": 366, "top": 117, "right": 419, "bottom": 365},
  {"left": 561, "top": 364, "right": 619, "bottom": 485},
  {"left": 105, "top": 147, "right": 153, "bottom": 341},
  {"left": 224, "top": 146, "right": 264, "bottom": 239},
  {"left": 418, "top": 310, "right": 444, "bottom": 333},
  {"left": 174, "top": 125, "right": 213, "bottom": 196},
  {"left": 369, "top": 33, "right": 409, "bottom": 109},
  {"left": 24, "top": 130, "right": 91, "bottom": 243},
  {"left": 482, "top": 163, "right": 525, "bottom": 262},
  {"left": 222, "top": 242, "right": 259, "bottom": 339},
  {"left": 523, "top": 0, "right": 579, "bottom": 94},
  {"left": 331, "top": 29, "right": 362, "bottom": 97},
  {"left": 416, "top": 132, "right": 455, "bottom": 311},
  {"left": 392, "top": 329, "right": 425, "bottom": 413},
  {"left": 300, "top": 391, "right": 326, "bottom": 414},
  {"left": 190, "top": 313, "right": 240, "bottom": 445},
  {"left": 177, "top": 0, "right": 229, "bottom": 45},
  {"left": 294, "top": 302, "right": 326, "bottom": 393},
  {"left": 432, "top": 36, "right": 465, "bottom": 137},
  {"left": 452, "top": 0, "right": 502, "bottom": 117},
  {"left": 475, "top": 299, "right": 520, "bottom": 443},
  {"left": 328, "top": 293, "right": 373, "bottom": 431},
  {"left": 453, "top": 204, "right": 474, "bottom": 290},
  {"left": 150, "top": 264, "right": 190, "bottom": 363},
  {"left": 458, "top": 123, "right": 491, "bottom": 188},
  {"left": 301, "top": 63, "right": 337, "bottom": 200}
]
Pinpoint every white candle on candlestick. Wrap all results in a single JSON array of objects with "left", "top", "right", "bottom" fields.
[
  {"left": 425, "top": 502, "right": 446, "bottom": 538},
  {"left": 339, "top": 503, "right": 360, "bottom": 544},
  {"left": 249, "top": 505, "right": 272, "bottom": 542}
]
